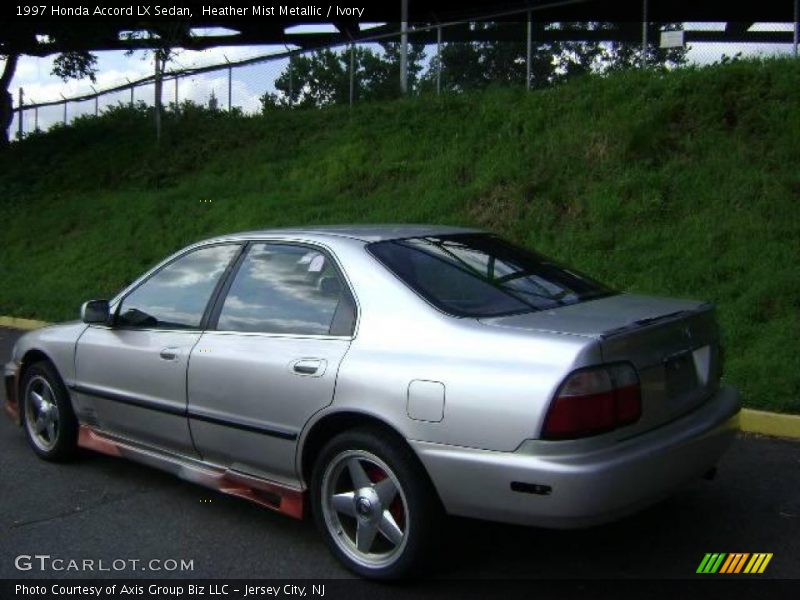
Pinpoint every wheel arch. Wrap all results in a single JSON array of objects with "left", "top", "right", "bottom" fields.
[
  {"left": 18, "top": 349, "right": 72, "bottom": 414},
  {"left": 19, "top": 349, "right": 57, "bottom": 383},
  {"left": 298, "top": 410, "right": 443, "bottom": 508}
]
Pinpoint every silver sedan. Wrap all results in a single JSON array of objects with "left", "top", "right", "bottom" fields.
[{"left": 3, "top": 225, "right": 740, "bottom": 578}]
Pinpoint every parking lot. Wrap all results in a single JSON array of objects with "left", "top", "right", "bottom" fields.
[{"left": 1, "top": 326, "right": 798, "bottom": 580}]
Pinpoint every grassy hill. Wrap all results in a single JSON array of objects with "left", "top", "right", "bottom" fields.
[{"left": 1, "top": 58, "right": 798, "bottom": 412}]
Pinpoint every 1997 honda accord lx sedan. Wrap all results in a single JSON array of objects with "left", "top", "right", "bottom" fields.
[{"left": 4, "top": 225, "right": 740, "bottom": 578}]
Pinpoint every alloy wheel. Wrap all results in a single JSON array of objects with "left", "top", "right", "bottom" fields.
[
  {"left": 24, "top": 375, "right": 60, "bottom": 452},
  {"left": 321, "top": 449, "right": 410, "bottom": 569}
]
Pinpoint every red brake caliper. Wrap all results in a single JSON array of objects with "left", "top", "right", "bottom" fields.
[{"left": 365, "top": 464, "right": 405, "bottom": 532}]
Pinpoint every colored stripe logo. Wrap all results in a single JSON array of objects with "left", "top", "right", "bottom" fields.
[{"left": 696, "top": 553, "right": 773, "bottom": 574}]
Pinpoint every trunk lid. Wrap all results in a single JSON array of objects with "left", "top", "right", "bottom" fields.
[{"left": 479, "top": 293, "right": 723, "bottom": 437}]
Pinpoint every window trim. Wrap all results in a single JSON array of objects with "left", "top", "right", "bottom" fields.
[
  {"left": 206, "top": 240, "right": 359, "bottom": 339},
  {"left": 110, "top": 242, "right": 245, "bottom": 333},
  {"left": 202, "top": 242, "right": 251, "bottom": 331}
]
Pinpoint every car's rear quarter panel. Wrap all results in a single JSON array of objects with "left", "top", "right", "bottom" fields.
[{"left": 322, "top": 239, "right": 602, "bottom": 452}]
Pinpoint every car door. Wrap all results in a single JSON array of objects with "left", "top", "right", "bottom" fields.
[
  {"left": 187, "top": 242, "right": 357, "bottom": 484},
  {"left": 73, "top": 243, "right": 242, "bottom": 455}
]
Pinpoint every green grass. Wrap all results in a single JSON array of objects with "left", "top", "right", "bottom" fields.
[{"left": 1, "top": 58, "right": 798, "bottom": 412}]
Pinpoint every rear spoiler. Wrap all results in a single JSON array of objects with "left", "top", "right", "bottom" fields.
[{"left": 599, "top": 302, "right": 715, "bottom": 340}]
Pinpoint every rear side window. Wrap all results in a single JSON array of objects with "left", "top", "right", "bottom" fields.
[
  {"left": 215, "top": 243, "right": 356, "bottom": 336},
  {"left": 368, "top": 234, "right": 614, "bottom": 318}
]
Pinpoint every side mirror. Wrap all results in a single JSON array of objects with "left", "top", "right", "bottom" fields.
[{"left": 80, "top": 300, "right": 111, "bottom": 325}]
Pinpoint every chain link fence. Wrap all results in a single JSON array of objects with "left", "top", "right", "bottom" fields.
[{"left": 9, "top": 18, "right": 800, "bottom": 140}]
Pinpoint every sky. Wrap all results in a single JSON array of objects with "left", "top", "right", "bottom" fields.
[{"left": 5, "top": 22, "right": 797, "bottom": 134}]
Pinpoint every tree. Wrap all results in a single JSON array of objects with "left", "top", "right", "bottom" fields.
[
  {"left": 261, "top": 23, "right": 687, "bottom": 112},
  {"left": 599, "top": 22, "right": 688, "bottom": 71},
  {"left": 0, "top": 55, "right": 19, "bottom": 148},
  {"left": 420, "top": 22, "right": 688, "bottom": 93},
  {"left": 268, "top": 48, "right": 348, "bottom": 108},
  {"left": 420, "top": 22, "right": 557, "bottom": 92},
  {"left": 260, "top": 42, "right": 426, "bottom": 110},
  {"left": 208, "top": 90, "right": 219, "bottom": 111},
  {"left": 361, "top": 41, "right": 426, "bottom": 100},
  {"left": 51, "top": 51, "right": 98, "bottom": 83},
  {"left": 1, "top": 50, "right": 97, "bottom": 148}
]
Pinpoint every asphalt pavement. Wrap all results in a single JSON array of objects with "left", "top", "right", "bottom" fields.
[{"left": 0, "top": 326, "right": 798, "bottom": 580}]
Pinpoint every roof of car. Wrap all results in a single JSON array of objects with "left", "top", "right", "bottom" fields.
[{"left": 204, "top": 224, "right": 485, "bottom": 244}]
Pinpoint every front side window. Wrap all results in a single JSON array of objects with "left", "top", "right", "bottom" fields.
[
  {"left": 368, "top": 234, "right": 614, "bottom": 318},
  {"left": 116, "top": 244, "right": 240, "bottom": 329},
  {"left": 215, "top": 243, "right": 355, "bottom": 336}
]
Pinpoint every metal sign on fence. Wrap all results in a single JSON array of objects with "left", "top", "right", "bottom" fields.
[{"left": 660, "top": 30, "right": 686, "bottom": 49}]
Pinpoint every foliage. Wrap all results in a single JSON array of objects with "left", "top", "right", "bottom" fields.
[
  {"left": 261, "top": 42, "right": 427, "bottom": 110},
  {"left": 1, "top": 58, "right": 798, "bottom": 413},
  {"left": 422, "top": 22, "right": 688, "bottom": 92},
  {"left": 261, "top": 21, "right": 689, "bottom": 107},
  {"left": 1, "top": 48, "right": 97, "bottom": 148},
  {"left": 51, "top": 51, "right": 99, "bottom": 83},
  {"left": 208, "top": 90, "right": 220, "bottom": 111}
]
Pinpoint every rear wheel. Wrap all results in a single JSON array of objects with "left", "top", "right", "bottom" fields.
[
  {"left": 310, "top": 428, "right": 441, "bottom": 579},
  {"left": 21, "top": 361, "right": 78, "bottom": 461}
]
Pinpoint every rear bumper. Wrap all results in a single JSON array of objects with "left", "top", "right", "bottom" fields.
[
  {"left": 411, "top": 384, "right": 740, "bottom": 528},
  {"left": 4, "top": 361, "right": 21, "bottom": 426}
]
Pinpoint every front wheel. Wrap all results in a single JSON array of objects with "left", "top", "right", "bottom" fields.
[
  {"left": 20, "top": 361, "right": 78, "bottom": 461},
  {"left": 310, "top": 428, "right": 441, "bottom": 579}
]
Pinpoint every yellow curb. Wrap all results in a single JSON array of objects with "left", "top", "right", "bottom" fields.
[
  {"left": 0, "top": 315, "right": 799, "bottom": 438},
  {"left": 741, "top": 408, "right": 800, "bottom": 440},
  {"left": 0, "top": 316, "right": 50, "bottom": 330}
]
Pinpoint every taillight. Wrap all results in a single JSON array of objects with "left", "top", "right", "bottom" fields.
[{"left": 542, "top": 363, "right": 641, "bottom": 440}]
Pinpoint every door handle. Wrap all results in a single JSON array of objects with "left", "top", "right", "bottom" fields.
[
  {"left": 291, "top": 358, "right": 326, "bottom": 377},
  {"left": 159, "top": 347, "right": 179, "bottom": 361}
]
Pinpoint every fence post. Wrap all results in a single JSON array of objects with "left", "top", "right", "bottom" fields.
[
  {"left": 641, "top": 0, "right": 649, "bottom": 67},
  {"left": 154, "top": 55, "right": 162, "bottom": 141},
  {"left": 400, "top": 0, "right": 408, "bottom": 94},
  {"left": 349, "top": 43, "right": 355, "bottom": 107},
  {"left": 288, "top": 55, "right": 294, "bottom": 106},
  {"left": 436, "top": 25, "right": 442, "bottom": 95},
  {"left": 17, "top": 88, "right": 23, "bottom": 140},
  {"left": 794, "top": 0, "right": 799, "bottom": 58},
  {"left": 526, "top": 11, "right": 532, "bottom": 90},
  {"left": 226, "top": 58, "right": 232, "bottom": 111}
]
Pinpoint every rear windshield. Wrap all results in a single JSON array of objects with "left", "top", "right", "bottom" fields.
[{"left": 368, "top": 234, "right": 615, "bottom": 318}]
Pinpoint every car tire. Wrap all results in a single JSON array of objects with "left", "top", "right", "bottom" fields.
[
  {"left": 20, "top": 361, "right": 79, "bottom": 462},
  {"left": 310, "top": 427, "right": 442, "bottom": 579}
]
